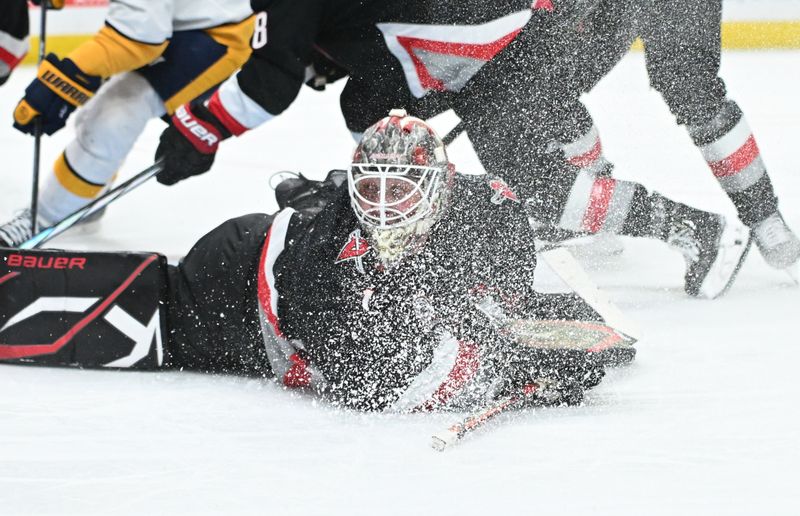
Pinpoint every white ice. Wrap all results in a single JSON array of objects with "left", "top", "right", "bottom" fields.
[{"left": 1, "top": 51, "right": 799, "bottom": 516}]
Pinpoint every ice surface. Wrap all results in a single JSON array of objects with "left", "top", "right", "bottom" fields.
[{"left": 1, "top": 52, "right": 799, "bottom": 515}]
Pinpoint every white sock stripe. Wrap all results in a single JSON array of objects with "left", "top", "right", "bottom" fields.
[
  {"left": 217, "top": 73, "right": 274, "bottom": 130},
  {"left": 717, "top": 155, "right": 766, "bottom": 193},
  {"left": 699, "top": 116, "right": 753, "bottom": 163},
  {"left": 602, "top": 180, "right": 636, "bottom": 233},
  {"left": 0, "top": 32, "right": 28, "bottom": 58},
  {"left": 559, "top": 169, "right": 596, "bottom": 232}
]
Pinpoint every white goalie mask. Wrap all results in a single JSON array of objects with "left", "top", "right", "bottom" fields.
[{"left": 348, "top": 109, "right": 454, "bottom": 265}]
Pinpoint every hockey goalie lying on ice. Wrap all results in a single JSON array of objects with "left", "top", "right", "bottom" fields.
[{"left": 0, "top": 111, "right": 634, "bottom": 413}]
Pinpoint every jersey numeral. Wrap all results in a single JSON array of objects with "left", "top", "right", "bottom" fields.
[{"left": 252, "top": 12, "right": 268, "bottom": 49}]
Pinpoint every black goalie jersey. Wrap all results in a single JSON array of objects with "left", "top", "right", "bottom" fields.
[{"left": 165, "top": 173, "right": 553, "bottom": 411}]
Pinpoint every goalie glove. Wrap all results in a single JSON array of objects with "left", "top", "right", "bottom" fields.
[
  {"left": 13, "top": 53, "right": 101, "bottom": 136},
  {"left": 155, "top": 102, "right": 233, "bottom": 186}
]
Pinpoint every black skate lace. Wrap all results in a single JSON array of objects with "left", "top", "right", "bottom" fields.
[{"left": 0, "top": 210, "right": 33, "bottom": 247}]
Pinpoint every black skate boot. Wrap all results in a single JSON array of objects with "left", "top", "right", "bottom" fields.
[
  {"left": 653, "top": 195, "right": 752, "bottom": 298},
  {"left": 752, "top": 211, "right": 800, "bottom": 270}
]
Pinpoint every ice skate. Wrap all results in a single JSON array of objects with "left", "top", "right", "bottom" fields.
[
  {"left": 666, "top": 209, "right": 751, "bottom": 299},
  {"left": 0, "top": 209, "right": 47, "bottom": 248},
  {"left": 752, "top": 212, "right": 800, "bottom": 271}
]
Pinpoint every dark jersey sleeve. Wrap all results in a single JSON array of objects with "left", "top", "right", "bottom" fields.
[
  {"left": 238, "top": 0, "right": 328, "bottom": 115},
  {"left": 0, "top": 0, "right": 29, "bottom": 84}
]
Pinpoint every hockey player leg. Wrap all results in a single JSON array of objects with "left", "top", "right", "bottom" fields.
[
  {"left": 0, "top": 247, "right": 168, "bottom": 369},
  {"left": 687, "top": 100, "right": 800, "bottom": 270},
  {"left": 0, "top": 73, "right": 166, "bottom": 248},
  {"left": 544, "top": 166, "right": 751, "bottom": 298}
]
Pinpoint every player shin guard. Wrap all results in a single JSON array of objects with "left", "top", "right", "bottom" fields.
[{"left": 0, "top": 248, "right": 168, "bottom": 368}]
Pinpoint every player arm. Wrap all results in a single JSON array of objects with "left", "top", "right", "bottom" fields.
[{"left": 67, "top": 24, "right": 168, "bottom": 79}]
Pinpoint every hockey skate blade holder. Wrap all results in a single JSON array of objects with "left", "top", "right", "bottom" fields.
[{"left": 0, "top": 247, "right": 168, "bottom": 369}]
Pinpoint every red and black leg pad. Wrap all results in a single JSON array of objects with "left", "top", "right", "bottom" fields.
[{"left": 0, "top": 248, "right": 168, "bottom": 370}]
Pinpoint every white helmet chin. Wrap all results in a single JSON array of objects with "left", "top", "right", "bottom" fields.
[{"left": 348, "top": 110, "right": 453, "bottom": 265}]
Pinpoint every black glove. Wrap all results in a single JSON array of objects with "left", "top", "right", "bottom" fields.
[
  {"left": 274, "top": 170, "right": 346, "bottom": 214},
  {"left": 155, "top": 102, "right": 231, "bottom": 186},
  {"left": 504, "top": 346, "right": 605, "bottom": 405}
]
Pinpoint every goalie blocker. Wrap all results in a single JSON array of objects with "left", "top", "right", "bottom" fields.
[{"left": 0, "top": 248, "right": 167, "bottom": 369}]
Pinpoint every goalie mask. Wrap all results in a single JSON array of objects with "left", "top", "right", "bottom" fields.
[{"left": 348, "top": 109, "right": 453, "bottom": 266}]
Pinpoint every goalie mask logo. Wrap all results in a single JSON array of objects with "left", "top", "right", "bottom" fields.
[
  {"left": 489, "top": 179, "right": 519, "bottom": 204},
  {"left": 336, "top": 229, "right": 370, "bottom": 274}
]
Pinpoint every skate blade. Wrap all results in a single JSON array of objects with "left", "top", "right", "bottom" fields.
[{"left": 698, "top": 223, "right": 752, "bottom": 299}]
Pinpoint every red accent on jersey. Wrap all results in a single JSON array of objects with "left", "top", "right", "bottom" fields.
[
  {"left": 256, "top": 226, "right": 285, "bottom": 339},
  {"left": 582, "top": 178, "right": 616, "bottom": 233},
  {"left": 417, "top": 340, "right": 480, "bottom": 411},
  {"left": 396, "top": 31, "right": 521, "bottom": 91},
  {"left": 283, "top": 353, "right": 312, "bottom": 388},
  {"left": 567, "top": 139, "right": 602, "bottom": 168},
  {"left": 0, "top": 255, "right": 158, "bottom": 359},
  {"left": 532, "top": 0, "right": 555, "bottom": 12},
  {"left": 207, "top": 91, "right": 248, "bottom": 136},
  {"left": 489, "top": 179, "right": 520, "bottom": 203},
  {"left": 336, "top": 233, "right": 370, "bottom": 262},
  {"left": 708, "top": 135, "right": 759, "bottom": 178}
]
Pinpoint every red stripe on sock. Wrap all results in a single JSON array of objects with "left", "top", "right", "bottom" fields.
[
  {"left": 567, "top": 140, "right": 602, "bottom": 168},
  {"left": 0, "top": 46, "right": 25, "bottom": 70},
  {"left": 0, "top": 255, "right": 158, "bottom": 359},
  {"left": 207, "top": 91, "right": 248, "bottom": 136},
  {"left": 708, "top": 135, "right": 760, "bottom": 178},
  {"left": 582, "top": 178, "right": 616, "bottom": 233}
]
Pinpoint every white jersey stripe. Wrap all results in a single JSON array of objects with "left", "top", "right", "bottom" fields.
[{"left": 217, "top": 73, "right": 275, "bottom": 130}]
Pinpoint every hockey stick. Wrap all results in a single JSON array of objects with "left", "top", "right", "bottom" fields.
[
  {"left": 431, "top": 383, "right": 540, "bottom": 451},
  {"left": 30, "top": 3, "right": 50, "bottom": 235},
  {"left": 539, "top": 247, "right": 641, "bottom": 340},
  {"left": 20, "top": 160, "right": 164, "bottom": 249}
]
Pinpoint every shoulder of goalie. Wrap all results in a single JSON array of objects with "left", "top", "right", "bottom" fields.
[{"left": 0, "top": 247, "right": 168, "bottom": 369}]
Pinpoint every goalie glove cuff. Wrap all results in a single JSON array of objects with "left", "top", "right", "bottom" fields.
[{"left": 170, "top": 103, "right": 231, "bottom": 155}]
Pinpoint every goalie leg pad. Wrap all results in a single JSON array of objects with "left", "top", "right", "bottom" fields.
[{"left": 0, "top": 248, "right": 168, "bottom": 370}]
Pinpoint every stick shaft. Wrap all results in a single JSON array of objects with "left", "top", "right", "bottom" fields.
[
  {"left": 431, "top": 384, "right": 538, "bottom": 451},
  {"left": 30, "top": 5, "right": 49, "bottom": 234},
  {"left": 20, "top": 160, "right": 164, "bottom": 249}
]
